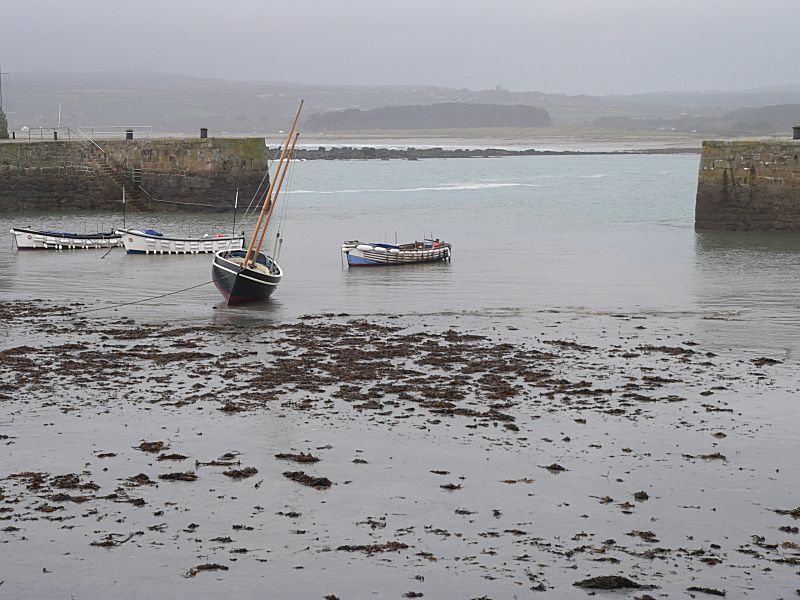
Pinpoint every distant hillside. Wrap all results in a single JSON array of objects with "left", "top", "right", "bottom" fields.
[
  {"left": 587, "top": 104, "right": 800, "bottom": 136},
  {"left": 721, "top": 104, "right": 800, "bottom": 133},
  {"left": 2, "top": 71, "right": 799, "bottom": 136},
  {"left": 304, "top": 103, "right": 551, "bottom": 131}
]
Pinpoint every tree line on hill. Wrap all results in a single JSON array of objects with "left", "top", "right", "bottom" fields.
[
  {"left": 303, "top": 102, "right": 551, "bottom": 131},
  {"left": 588, "top": 104, "right": 800, "bottom": 135},
  {"left": 3, "top": 72, "right": 800, "bottom": 136}
]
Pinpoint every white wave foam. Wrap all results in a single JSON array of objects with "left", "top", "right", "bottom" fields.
[{"left": 289, "top": 182, "right": 539, "bottom": 194}]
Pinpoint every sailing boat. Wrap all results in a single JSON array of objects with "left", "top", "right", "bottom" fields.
[{"left": 211, "top": 101, "right": 303, "bottom": 305}]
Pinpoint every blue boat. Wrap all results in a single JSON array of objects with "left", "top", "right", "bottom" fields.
[{"left": 341, "top": 239, "right": 452, "bottom": 266}]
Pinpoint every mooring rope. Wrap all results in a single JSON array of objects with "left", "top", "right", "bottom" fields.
[
  {"left": 61, "top": 272, "right": 237, "bottom": 316},
  {"left": 136, "top": 185, "right": 220, "bottom": 209}
]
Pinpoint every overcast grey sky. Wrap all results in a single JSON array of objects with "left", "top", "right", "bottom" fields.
[{"left": 2, "top": 0, "right": 799, "bottom": 95}]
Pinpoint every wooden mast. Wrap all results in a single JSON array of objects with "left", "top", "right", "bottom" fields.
[
  {"left": 242, "top": 100, "right": 303, "bottom": 267},
  {"left": 241, "top": 143, "right": 288, "bottom": 267},
  {"left": 252, "top": 132, "right": 299, "bottom": 262}
]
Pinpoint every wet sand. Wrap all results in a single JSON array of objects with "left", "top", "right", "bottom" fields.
[{"left": 1, "top": 301, "right": 798, "bottom": 598}]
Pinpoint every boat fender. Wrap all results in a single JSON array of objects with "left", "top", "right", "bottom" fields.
[
  {"left": 388, "top": 248, "right": 401, "bottom": 254},
  {"left": 356, "top": 244, "right": 374, "bottom": 251},
  {"left": 373, "top": 246, "right": 388, "bottom": 253}
]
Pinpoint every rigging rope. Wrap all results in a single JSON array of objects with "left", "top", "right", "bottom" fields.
[
  {"left": 272, "top": 155, "right": 297, "bottom": 255},
  {"left": 242, "top": 144, "right": 284, "bottom": 220},
  {"left": 241, "top": 166, "right": 270, "bottom": 219}
]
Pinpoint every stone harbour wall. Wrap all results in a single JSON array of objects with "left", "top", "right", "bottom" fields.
[
  {"left": 695, "top": 140, "right": 800, "bottom": 231},
  {"left": 0, "top": 138, "right": 268, "bottom": 212},
  {"left": 0, "top": 141, "right": 119, "bottom": 210}
]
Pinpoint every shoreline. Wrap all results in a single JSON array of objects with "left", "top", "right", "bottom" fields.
[
  {"left": 283, "top": 145, "right": 701, "bottom": 160},
  {"left": 295, "top": 128, "right": 709, "bottom": 154},
  {"left": 0, "top": 136, "right": 702, "bottom": 157},
  {"left": 1, "top": 127, "right": 712, "bottom": 156}
]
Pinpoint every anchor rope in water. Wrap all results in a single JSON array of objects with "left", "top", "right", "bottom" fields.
[{"left": 60, "top": 272, "right": 238, "bottom": 316}]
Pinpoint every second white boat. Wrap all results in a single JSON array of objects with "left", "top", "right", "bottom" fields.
[{"left": 117, "top": 228, "right": 245, "bottom": 255}]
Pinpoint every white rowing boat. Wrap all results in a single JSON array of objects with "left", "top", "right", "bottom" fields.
[
  {"left": 341, "top": 239, "right": 452, "bottom": 266},
  {"left": 117, "top": 228, "right": 245, "bottom": 255},
  {"left": 11, "top": 227, "right": 122, "bottom": 250}
]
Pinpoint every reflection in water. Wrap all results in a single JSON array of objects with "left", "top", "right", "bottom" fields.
[
  {"left": 0, "top": 252, "right": 19, "bottom": 291},
  {"left": 692, "top": 231, "right": 800, "bottom": 358},
  {"left": 211, "top": 298, "right": 287, "bottom": 324},
  {"left": 343, "top": 260, "right": 453, "bottom": 287}
]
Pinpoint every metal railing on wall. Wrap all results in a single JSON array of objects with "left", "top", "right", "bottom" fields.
[
  {"left": 76, "top": 126, "right": 153, "bottom": 139},
  {"left": 15, "top": 125, "right": 153, "bottom": 141}
]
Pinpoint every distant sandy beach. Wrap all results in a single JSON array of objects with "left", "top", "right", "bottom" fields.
[
  {"left": 296, "top": 127, "right": 711, "bottom": 153},
  {"left": 3, "top": 126, "right": 757, "bottom": 154}
]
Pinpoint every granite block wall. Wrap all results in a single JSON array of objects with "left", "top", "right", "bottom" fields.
[
  {"left": 0, "top": 138, "right": 268, "bottom": 212},
  {"left": 695, "top": 140, "right": 800, "bottom": 231}
]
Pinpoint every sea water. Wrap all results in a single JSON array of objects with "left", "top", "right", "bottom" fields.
[{"left": 2, "top": 153, "right": 800, "bottom": 355}]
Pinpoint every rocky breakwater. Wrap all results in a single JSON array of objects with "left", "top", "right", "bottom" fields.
[
  {"left": 0, "top": 138, "right": 268, "bottom": 212},
  {"left": 695, "top": 139, "right": 800, "bottom": 231},
  {"left": 290, "top": 146, "right": 558, "bottom": 160},
  {"left": 287, "top": 146, "right": 695, "bottom": 161}
]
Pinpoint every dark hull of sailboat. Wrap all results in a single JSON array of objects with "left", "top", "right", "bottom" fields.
[{"left": 212, "top": 250, "right": 282, "bottom": 305}]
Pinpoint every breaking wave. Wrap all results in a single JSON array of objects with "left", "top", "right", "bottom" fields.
[{"left": 289, "top": 182, "right": 539, "bottom": 194}]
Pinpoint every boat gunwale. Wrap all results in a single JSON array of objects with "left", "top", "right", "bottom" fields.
[
  {"left": 342, "top": 240, "right": 452, "bottom": 252},
  {"left": 11, "top": 227, "right": 122, "bottom": 240},
  {"left": 214, "top": 250, "right": 283, "bottom": 279},
  {"left": 117, "top": 228, "right": 245, "bottom": 244}
]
